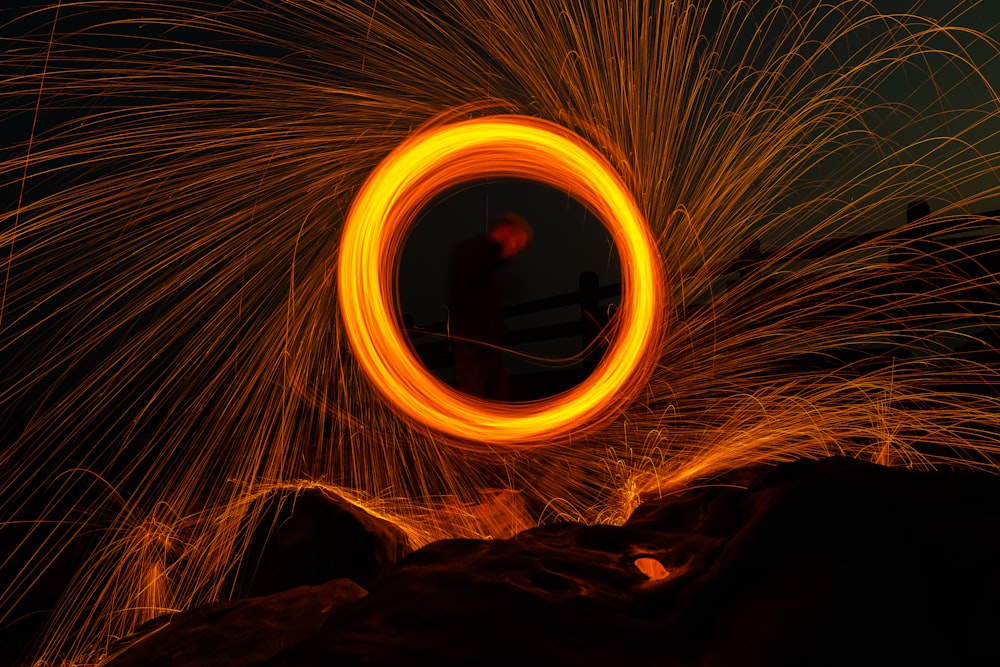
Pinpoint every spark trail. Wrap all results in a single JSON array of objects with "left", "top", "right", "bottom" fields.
[{"left": 1, "top": 1, "right": 999, "bottom": 663}]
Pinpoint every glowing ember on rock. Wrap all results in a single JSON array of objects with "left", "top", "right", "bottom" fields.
[
  {"left": 633, "top": 556, "right": 671, "bottom": 581},
  {"left": 337, "top": 116, "right": 664, "bottom": 446}
]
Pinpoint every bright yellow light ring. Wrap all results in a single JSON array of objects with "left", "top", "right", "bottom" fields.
[{"left": 338, "top": 115, "right": 663, "bottom": 445}]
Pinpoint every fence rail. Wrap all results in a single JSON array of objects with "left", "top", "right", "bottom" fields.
[{"left": 406, "top": 206, "right": 1000, "bottom": 395}]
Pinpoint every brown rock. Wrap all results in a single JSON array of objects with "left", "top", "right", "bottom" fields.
[
  {"left": 104, "top": 457, "right": 1000, "bottom": 666},
  {"left": 106, "top": 578, "right": 365, "bottom": 667},
  {"left": 228, "top": 487, "right": 411, "bottom": 598}
]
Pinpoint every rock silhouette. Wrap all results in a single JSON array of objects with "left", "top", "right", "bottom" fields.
[{"left": 105, "top": 456, "right": 1000, "bottom": 666}]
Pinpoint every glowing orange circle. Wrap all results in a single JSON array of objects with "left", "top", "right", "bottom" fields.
[{"left": 337, "top": 116, "right": 663, "bottom": 445}]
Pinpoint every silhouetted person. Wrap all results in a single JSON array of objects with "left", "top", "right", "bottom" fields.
[{"left": 449, "top": 213, "right": 533, "bottom": 400}]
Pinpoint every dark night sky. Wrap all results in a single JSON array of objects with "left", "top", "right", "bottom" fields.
[
  {"left": 2, "top": 1, "right": 999, "bottom": 389},
  {"left": 392, "top": 0, "right": 1000, "bottom": 375}
]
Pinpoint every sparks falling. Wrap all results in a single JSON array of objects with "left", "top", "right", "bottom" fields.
[{"left": 2, "top": 1, "right": 1000, "bottom": 664}]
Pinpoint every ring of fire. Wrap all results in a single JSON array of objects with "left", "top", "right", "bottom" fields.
[{"left": 338, "top": 115, "right": 663, "bottom": 445}]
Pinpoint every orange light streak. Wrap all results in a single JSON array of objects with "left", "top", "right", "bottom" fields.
[
  {"left": 338, "top": 116, "right": 664, "bottom": 445},
  {"left": 1, "top": 2, "right": 1000, "bottom": 664}
]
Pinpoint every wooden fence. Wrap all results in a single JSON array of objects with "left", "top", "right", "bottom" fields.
[{"left": 406, "top": 205, "right": 1000, "bottom": 399}]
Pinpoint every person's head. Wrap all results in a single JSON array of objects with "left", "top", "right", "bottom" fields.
[{"left": 488, "top": 213, "right": 533, "bottom": 259}]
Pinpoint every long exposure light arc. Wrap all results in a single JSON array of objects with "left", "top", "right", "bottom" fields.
[
  {"left": 338, "top": 116, "right": 664, "bottom": 445},
  {"left": 1, "top": 1, "right": 1000, "bottom": 664}
]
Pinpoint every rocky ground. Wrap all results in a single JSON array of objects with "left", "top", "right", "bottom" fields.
[{"left": 95, "top": 456, "right": 1000, "bottom": 667}]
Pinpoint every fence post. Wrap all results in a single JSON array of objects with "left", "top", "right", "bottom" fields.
[
  {"left": 580, "top": 271, "right": 604, "bottom": 373},
  {"left": 736, "top": 236, "right": 761, "bottom": 276}
]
